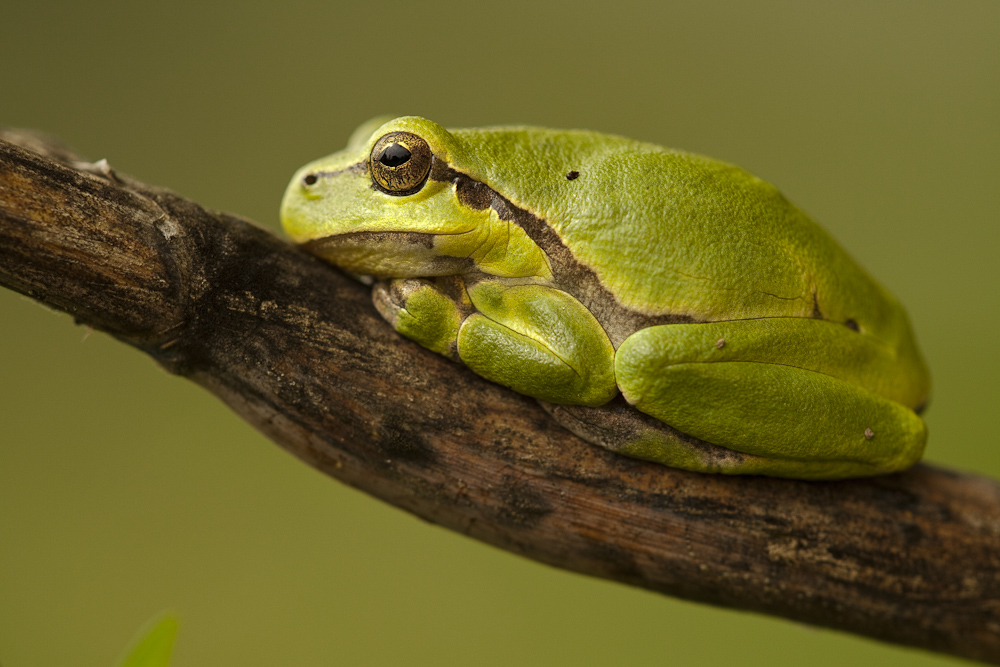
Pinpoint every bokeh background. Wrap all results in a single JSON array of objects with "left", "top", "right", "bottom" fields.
[{"left": 2, "top": 2, "right": 998, "bottom": 665}]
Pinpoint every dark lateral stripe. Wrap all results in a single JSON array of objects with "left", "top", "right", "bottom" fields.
[
  {"left": 429, "top": 162, "right": 697, "bottom": 345},
  {"left": 312, "top": 161, "right": 367, "bottom": 180}
]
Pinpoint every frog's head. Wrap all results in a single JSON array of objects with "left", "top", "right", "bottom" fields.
[{"left": 281, "top": 115, "right": 529, "bottom": 279}]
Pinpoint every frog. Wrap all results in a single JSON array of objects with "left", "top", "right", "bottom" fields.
[{"left": 280, "top": 115, "right": 930, "bottom": 480}]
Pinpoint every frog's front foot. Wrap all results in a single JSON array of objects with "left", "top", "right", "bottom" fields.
[
  {"left": 375, "top": 277, "right": 619, "bottom": 407},
  {"left": 372, "top": 277, "right": 471, "bottom": 360}
]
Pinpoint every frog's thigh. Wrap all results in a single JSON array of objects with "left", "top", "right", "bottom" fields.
[
  {"left": 458, "top": 281, "right": 617, "bottom": 406},
  {"left": 615, "top": 322, "right": 927, "bottom": 479},
  {"left": 373, "top": 277, "right": 469, "bottom": 359}
]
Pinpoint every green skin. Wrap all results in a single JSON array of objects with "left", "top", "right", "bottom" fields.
[{"left": 281, "top": 115, "right": 930, "bottom": 479}]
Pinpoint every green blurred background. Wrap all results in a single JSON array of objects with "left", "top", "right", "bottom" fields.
[{"left": 1, "top": 2, "right": 997, "bottom": 665}]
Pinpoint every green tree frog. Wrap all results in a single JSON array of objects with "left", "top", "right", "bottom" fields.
[{"left": 280, "top": 116, "right": 930, "bottom": 479}]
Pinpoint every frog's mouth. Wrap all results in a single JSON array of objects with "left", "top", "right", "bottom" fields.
[{"left": 301, "top": 231, "right": 475, "bottom": 279}]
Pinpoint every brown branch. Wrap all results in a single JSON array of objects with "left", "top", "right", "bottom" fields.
[{"left": 2, "top": 130, "right": 999, "bottom": 664}]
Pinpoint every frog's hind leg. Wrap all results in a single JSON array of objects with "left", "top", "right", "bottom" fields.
[{"left": 611, "top": 319, "right": 928, "bottom": 479}]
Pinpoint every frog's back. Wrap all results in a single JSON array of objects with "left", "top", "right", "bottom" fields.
[{"left": 451, "top": 126, "right": 907, "bottom": 348}]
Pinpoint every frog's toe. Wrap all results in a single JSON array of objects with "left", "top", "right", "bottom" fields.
[
  {"left": 371, "top": 278, "right": 413, "bottom": 326},
  {"left": 373, "top": 278, "right": 465, "bottom": 359},
  {"left": 541, "top": 397, "right": 758, "bottom": 474}
]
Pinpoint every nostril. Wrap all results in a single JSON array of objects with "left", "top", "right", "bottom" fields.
[{"left": 303, "top": 173, "right": 318, "bottom": 186}]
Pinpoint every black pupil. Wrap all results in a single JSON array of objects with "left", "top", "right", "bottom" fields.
[{"left": 379, "top": 143, "right": 411, "bottom": 167}]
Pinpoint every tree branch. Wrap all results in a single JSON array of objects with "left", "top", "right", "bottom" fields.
[{"left": 2, "top": 130, "right": 998, "bottom": 664}]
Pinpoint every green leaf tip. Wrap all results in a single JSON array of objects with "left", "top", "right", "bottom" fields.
[{"left": 116, "top": 614, "right": 179, "bottom": 667}]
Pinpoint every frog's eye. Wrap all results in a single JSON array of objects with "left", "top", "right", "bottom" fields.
[{"left": 370, "top": 131, "right": 433, "bottom": 195}]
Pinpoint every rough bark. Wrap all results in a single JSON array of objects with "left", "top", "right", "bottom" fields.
[{"left": 1, "top": 130, "right": 998, "bottom": 664}]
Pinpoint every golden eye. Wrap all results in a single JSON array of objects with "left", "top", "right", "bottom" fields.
[{"left": 369, "top": 131, "right": 433, "bottom": 195}]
